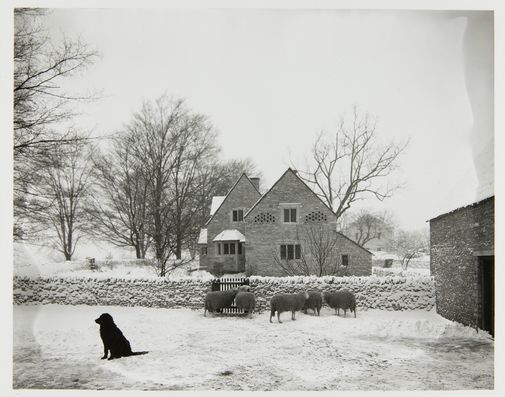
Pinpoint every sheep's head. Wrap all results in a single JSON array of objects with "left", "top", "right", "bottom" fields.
[
  {"left": 303, "top": 291, "right": 310, "bottom": 299},
  {"left": 238, "top": 285, "right": 250, "bottom": 292}
]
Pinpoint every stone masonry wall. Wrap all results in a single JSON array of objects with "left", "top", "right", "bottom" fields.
[
  {"left": 430, "top": 196, "right": 494, "bottom": 329},
  {"left": 245, "top": 170, "right": 372, "bottom": 276},
  {"left": 205, "top": 174, "right": 261, "bottom": 273},
  {"left": 13, "top": 275, "right": 434, "bottom": 312}
]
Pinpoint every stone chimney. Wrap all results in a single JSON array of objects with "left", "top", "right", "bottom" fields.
[{"left": 250, "top": 177, "right": 260, "bottom": 192}]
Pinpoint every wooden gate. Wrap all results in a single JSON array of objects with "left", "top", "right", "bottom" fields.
[{"left": 211, "top": 277, "right": 249, "bottom": 314}]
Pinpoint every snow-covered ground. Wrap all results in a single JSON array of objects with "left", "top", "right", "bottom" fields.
[
  {"left": 14, "top": 241, "right": 216, "bottom": 280},
  {"left": 13, "top": 304, "right": 493, "bottom": 391}
]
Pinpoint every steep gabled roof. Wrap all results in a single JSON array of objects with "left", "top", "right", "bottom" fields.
[
  {"left": 197, "top": 228, "right": 207, "bottom": 245},
  {"left": 244, "top": 168, "right": 336, "bottom": 218},
  {"left": 210, "top": 196, "right": 226, "bottom": 216},
  {"left": 335, "top": 231, "right": 374, "bottom": 256},
  {"left": 205, "top": 173, "right": 261, "bottom": 226}
]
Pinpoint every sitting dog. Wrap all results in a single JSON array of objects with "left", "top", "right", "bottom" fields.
[{"left": 95, "top": 313, "right": 148, "bottom": 360}]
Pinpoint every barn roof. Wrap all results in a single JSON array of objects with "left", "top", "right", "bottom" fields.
[{"left": 428, "top": 195, "right": 494, "bottom": 222}]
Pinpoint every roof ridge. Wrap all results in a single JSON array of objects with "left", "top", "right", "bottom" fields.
[
  {"left": 205, "top": 173, "right": 261, "bottom": 226},
  {"left": 335, "top": 231, "right": 374, "bottom": 255},
  {"left": 244, "top": 168, "right": 336, "bottom": 218}
]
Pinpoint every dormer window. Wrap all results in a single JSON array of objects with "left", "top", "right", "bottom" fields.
[{"left": 232, "top": 209, "right": 244, "bottom": 222}]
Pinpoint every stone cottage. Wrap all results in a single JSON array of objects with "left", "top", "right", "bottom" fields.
[
  {"left": 429, "top": 196, "right": 494, "bottom": 336},
  {"left": 198, "top": 168, "right": 372, "bottom": 277}
]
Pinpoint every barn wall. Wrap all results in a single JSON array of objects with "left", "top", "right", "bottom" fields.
[{"left": 429, "top": 196, "right": 494, "bottom": 328}]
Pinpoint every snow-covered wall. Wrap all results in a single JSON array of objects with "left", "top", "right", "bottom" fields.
[
  {"left": 13, "top": 275, "right": 435, "bottom": 311},
  {"left": 249, "top": 275, "right": 435, "bottom": 312}
]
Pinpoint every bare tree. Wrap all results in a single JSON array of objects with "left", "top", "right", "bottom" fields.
[
  {"left": 344, "top": 209, "right": 395, "bottom": 246},
  {"left": 271, "top": 224, "right": 345, "bottom": 276},
  {"left": 28, "top": 139, "right": 94, "bottom": 260},
  {"left": 88, "top": 136, "right": 151, "bottom": 259},
  {"left": 14, "top": 9, "right": 98, "bottom": 155},
  {"left": 124, "top": 95, "right": 219, "bottom": 276},
  {"left": 14, "top": 8, "right": 99, "bottom": 238},
  {"left": 390, "top": 228, "right": 429, "bottom": 270},
  {"left": 294, "top": 106, "right": 408, "bottom": 222}
]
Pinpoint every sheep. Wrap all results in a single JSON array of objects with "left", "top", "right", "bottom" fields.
[
  {"left": 235, "top": 285, "right": 256, "bottom": 318},
  {"left": 269, "top": 291, "right": 310, "bottom": 323},
  {"left": 323, "top": 289, "right": 357, "bottom": 318},
  {"left": 204, "top": 288, "right": 238, "bottom": 317},
  {"left": 302, "top": 290, "right": 323, "bottom": 316}
]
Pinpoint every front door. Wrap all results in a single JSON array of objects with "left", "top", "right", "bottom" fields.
[{"left": 478, "top": 256, "right": 494, "bottom": 337}]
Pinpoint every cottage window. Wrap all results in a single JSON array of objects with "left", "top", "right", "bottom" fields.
[
  {"left": 217, "top": 243, "right": 221, "bottom": 255},
  {"left": 283, "top": 208, "right": 297, "bottom": 223},
  {"left": 223, "top": 242, "right": 236, "bottom": 255},
  {"left": 232, "top": 209, "right": 244, "bottom": 222},
  {"left": 238, "top": 243, "right": 242, "bottom": 255},
  {"left": 280, "top": 244, "right": 301, "bottom": 260},
  {"left": 201, "top": 247, "right": 207, "bottom": 256},
  {"left": 341, "top": 254, "right": 349, "bottom": 267}
]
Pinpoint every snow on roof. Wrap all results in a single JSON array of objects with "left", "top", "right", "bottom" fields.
[
  {"left": 212, "top": 229, "right": 246, "bottom": 242},
  {"left": 197, "top": 228, "right": 207, "bottom": 245},
  {"left": 427, "top": 194, "right": 494, "bottom": 222},
  {"left": 210, "top": 196, "right": 226, "bottom": 216}
]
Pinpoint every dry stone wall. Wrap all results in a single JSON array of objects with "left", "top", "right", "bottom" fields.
[
  {"left": 13, "top": 274, "right": 435, "bottom": 312},
  {"left": 249, "top": 275, "right": 434, "bottom": 312}
]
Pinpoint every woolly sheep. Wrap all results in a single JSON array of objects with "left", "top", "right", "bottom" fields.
[
  {"left": 323, "top": 289, "right": 357, "bottom": 317},
  {"left": 235, "top": 285, "right": 256, "bottom": 318},
  {"left": 269, "top": 291, "right": 310, "bottom": 323},
  {"left": 302, "top": 290, "right": 323, "bottom": 316},
  {"left": 204, "top": 289, "right": 238, "bottom": 317}
]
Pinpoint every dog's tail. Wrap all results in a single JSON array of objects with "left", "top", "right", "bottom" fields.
[{"left": 129, "top": 351, "right": 149, "bottom": 356}]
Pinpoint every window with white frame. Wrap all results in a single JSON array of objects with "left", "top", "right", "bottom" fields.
[
  {"left": 232, "top": 209, "right": 244, "bottom": 222},
  {"left": 201, "top": 247, "right": 207, "bottom": 256},
  {"left": 280, "top": 244, "right": 301, "bottom": 260}
]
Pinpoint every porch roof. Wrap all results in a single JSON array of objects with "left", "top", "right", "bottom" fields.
[{"left": 212, "top": 229, "right": 246, "bottom": 242}]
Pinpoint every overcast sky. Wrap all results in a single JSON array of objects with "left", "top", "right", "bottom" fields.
[{"left": 31, "top": 8, "right": 495, "bottom": 230}]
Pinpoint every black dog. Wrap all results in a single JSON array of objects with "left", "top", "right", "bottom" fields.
[{"left": 95, "top": 313, "right": 148, "bottom": 360}]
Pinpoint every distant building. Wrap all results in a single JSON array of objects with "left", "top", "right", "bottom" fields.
[
  {"left": 343, "top": 216, "right": 394, "bottom": 252},
  {"left": 197, "top": 168, "right": 372, "bottom": 276},
  {"left": 429, "top": 196, "right": 494, "bottom": 336}
]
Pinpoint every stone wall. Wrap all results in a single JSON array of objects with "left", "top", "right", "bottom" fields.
[
  {"left": 245, "top": 169, "right": 372, "bottom": 276},
  {"left": 204, "top": 174, "right": 261, "bottom": 273},
  {"left": 13, "top": 275, "right": 434, "bottom": 312},
  {"left": 429, "top": 196, "right": 494, "bottom": 329},
  {"left": 13, "top": 277, "right": 209, "bottom": 308}
]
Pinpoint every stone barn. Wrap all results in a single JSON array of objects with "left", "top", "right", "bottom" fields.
[{"left": 429, "top": 196, "right": 494, "bottom": 336}]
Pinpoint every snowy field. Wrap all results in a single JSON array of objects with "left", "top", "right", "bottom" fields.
[{"left": 13, "top": 304, "right": 493, "bottom": 391}]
